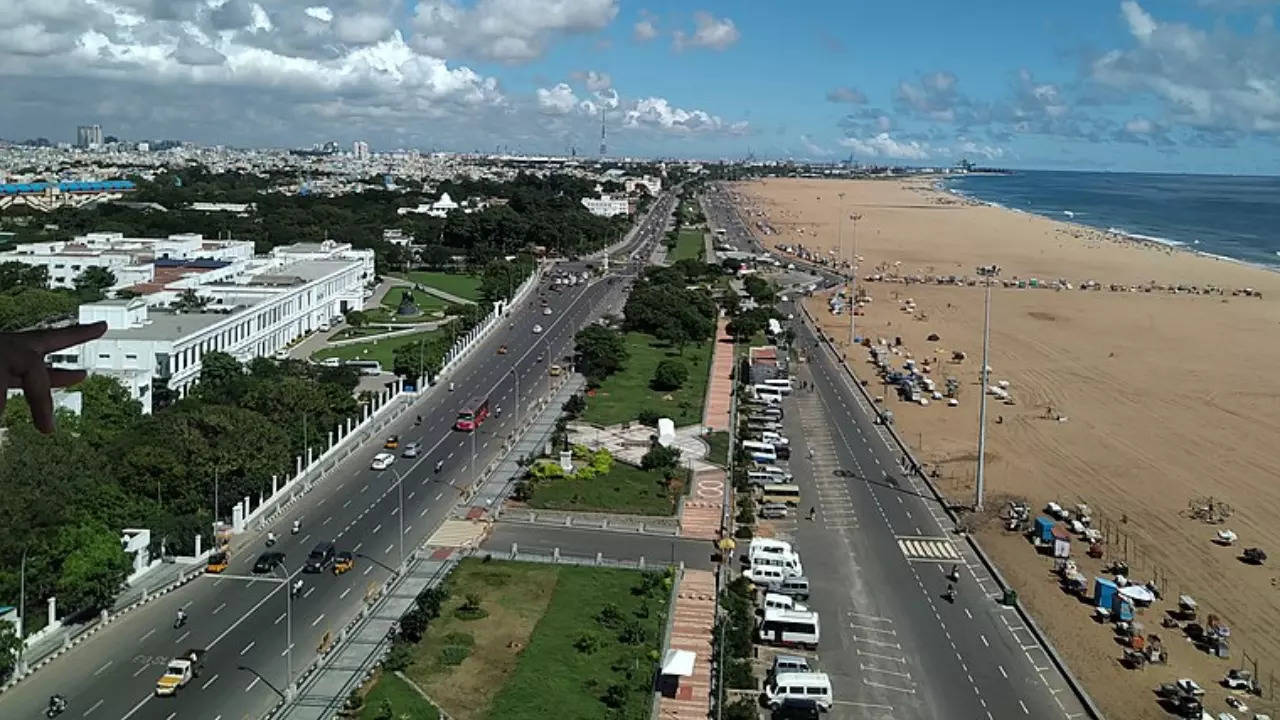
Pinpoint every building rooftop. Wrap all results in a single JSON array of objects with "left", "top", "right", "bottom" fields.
[{"left": 102, "top": 309, "right": 233, "bottom": 341}]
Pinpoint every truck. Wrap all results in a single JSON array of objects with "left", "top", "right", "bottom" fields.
[{"left": 156, "top": 649, "right": 205, "bottom": 696}]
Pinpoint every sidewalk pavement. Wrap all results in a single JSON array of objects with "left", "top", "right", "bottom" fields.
[
  {"left": 565, "top": 422, "right": 718, "bottom": 473},
  {"left": 656, "top": 569, "right": 717, "bottom": 720},
  {"left": 703, "top": 318, "right": 734, "bottom": 432}
]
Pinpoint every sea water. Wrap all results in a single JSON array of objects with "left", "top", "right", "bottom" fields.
[{"left": 943, "top": 171, "right": 1280, "bottom": 269}]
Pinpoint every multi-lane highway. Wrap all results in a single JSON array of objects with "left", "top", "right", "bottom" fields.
[{"left": 0, "top": 194, "right": 676, "bottom": 720}]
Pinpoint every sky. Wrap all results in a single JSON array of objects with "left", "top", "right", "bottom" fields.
[{"left": 2, "top": 0, "right": 1279, "bottom": 173}]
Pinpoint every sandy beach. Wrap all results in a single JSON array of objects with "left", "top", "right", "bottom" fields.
[{"left": 731, "top": 177, "right": 1280, "bottom": 720}]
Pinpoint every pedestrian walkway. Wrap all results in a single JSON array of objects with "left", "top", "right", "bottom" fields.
[
  {"left": 680, "top": 469, "right": 726, "bottom": 540},
  {"left": 702, "top": 318, "right": 734, "bottom": 432},
  {"left": 656, "top": 569, "right": 716, "bottom": 720}
]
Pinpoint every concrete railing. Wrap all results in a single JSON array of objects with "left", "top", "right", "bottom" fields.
[{"left": 795, "top": 300, "right": 1105, "bottom": 720}]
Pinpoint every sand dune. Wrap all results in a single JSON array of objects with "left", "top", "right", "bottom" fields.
[{"left": 732, "top": 177, "right": 1280, "bottom": 720}]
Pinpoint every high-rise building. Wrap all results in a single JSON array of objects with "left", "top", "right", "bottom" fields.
[
  {"left": 76, "top": 125, "right": 103, "bottom": 148},
  {"left": 352, "top": 141, "right": 370, "bottom": 160}
]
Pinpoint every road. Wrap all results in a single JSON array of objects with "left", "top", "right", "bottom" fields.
[
  {"left": 0, "top": 193, "right": 678, "bottom": 720},
  {"left": 755, "top": 299, "right": 1088, "bottom": 720}
]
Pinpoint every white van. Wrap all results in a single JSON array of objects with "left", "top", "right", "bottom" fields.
[
  {"left": 761, "top": 378, "right": 794, "bottom": 395},
  {"left": 757, "top": 608, "right": 821, "bottom": 650},
  {"left": 752, "top": 388, "right": 784, "bottom": 405},
  {"left": 764, "top": 672, "right": 832, "bottom": 711},
  {"left": 758, "top": 431, "right": 790, "bottom": 447},
  {"left": 748, "top": 471, "right": 789, "bottom": 488},
  {"left": 771, "top": 575, "right": 810, "bottom": 600},
  {"left": 751, "top": 551, "right": 804, "bottom": 578},
  {"left": 748, "top": 538, "right": 793, "bottom": 562},
  {"left": 746, "top": 418, "right": 782, "bottom": 432},
  {"left": 742, "top": 441, "right": 778, "bottom": 463},
  {"left": 762, "top": 592, "right": 808, "bottom": 613},
  {"left": 756, "top": 465, "right": 793, "bottom": 482},
  {"left": 768, "top": 654, "right": 812, "bottom": 678},
  {"left": 744, "top": 565, "right": 787, "bottom": 586}
]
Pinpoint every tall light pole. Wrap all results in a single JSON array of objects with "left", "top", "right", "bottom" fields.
[
  {"left": 974, "top": 279, "right": 992, "bottom": 511},
  {"left": 389, "top": 469, "right": 407, "bottom": 570},
  {"left": 269, "top": 565, "right": 295, "bottom": 700},
  {"left": 510, "top": 367, "right": 521, "bottom": 429}
]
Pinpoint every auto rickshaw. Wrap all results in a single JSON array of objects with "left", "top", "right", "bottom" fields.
[
  {"left": 205, "top": 551, "right": 230, "bottom": 574},
  {"left": 384, "top": 435, "right": 399, "bottom": 450},
  {"left": 334, "top": 551, "right": 354, "bottom": 575}
]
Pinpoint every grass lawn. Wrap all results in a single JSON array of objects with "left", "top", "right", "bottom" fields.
[
  {"left": 399, "top": 271, "right": 484, "bottom": 302},
  {"left": 407, "top": 559, "right": 667, "bottom": 720},
  {"left": 733, "top": 330, "right": 769, "bottom": 359},
  {"left": 705, "top": 430, "right": 730, "bottom": 467},
  {"left": 381, "top": 286, "right": 452, "bottom": 315},
  {"left": 359, "top": 670, "right": 440, "bottom": 720},
  {"left": 485, "top": 563, "right": 668, "bottom": 720},
  {"left": 312, "top": 329, "right": 442, "bottom": 370},
  {"left": 527, "top": 460, "right": 678, "bottom": 516},
  {"left": 670, "top": 228, "right": 704, "bottom": 263},
  {"left": 583, "top": 332, "right": 713, "bottom": 427}
]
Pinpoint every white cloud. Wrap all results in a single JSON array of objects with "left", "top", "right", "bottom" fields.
[
  {"left": 633, "top": 18, "right": 657, "bottom": 42},
  {"left": 624, "top": 96, "right": 747, "bottom": 134},
  {"left": 536, "top": 83, "right": 580, "bottom": 115},
  {"left": 954, "top": 140, "right": 1005, "bottom": 160},
  {"left": 411, "top": 0, "right": 618, "bottom": 63},
  {"left": 799, "top": 134, "right": 828, "bottom": 157},
  {"left": 1091, "top": 1, "right": 1280, "bottom": 136},
  {"left": 583, "top": 70, "right": 612, "bottom": 91},
  {"left": 304, "top": 6, "right": 333, "bottom": 23},
  {"left": 673, "top": 11, "right": 739, "bottom": 52},
  {"left": 838, "top": 133, "right": 933, "bottom": 160}
]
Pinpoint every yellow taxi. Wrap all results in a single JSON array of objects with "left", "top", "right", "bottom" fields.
[
  {"left": 384, "top": 435, "right": 399, "bottom": 449},
  {"left": 548, "top": 364, "right": 562, "bottom": 376},
  {"left": 205, "top": 551, "right": 229, "bottom": 574},
  {"left": 334, "top": 551, "right": 354, "bottom": 575}
]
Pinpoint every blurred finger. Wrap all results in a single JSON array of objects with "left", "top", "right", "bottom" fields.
[
  {"left": 22, "top": 364, "right": 55, "bottom": 434},
  {"left": 31, "top": 321, "right": 108, "bottom": 355},
  {"left": 47, "top": 368, "right": 88, "bottom": 388}
]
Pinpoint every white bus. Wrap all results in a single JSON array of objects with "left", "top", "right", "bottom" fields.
[
  {"left": 761, "top": 378, "right": 793, "bottom": 395},
  {"left": 757, "top": 607, "right": 821, "bottom": 650},
  {"left": 760, "top": 484, "right": 801, "bottom": 506},
  {"left": 741, "top": 440, "right": 777, "bottom": 463}
]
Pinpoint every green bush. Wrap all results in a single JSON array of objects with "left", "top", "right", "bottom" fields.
[
  {"left": 734, "top": 525, "right": 754, "bottom": 540},
  {"left": 637, "top": 409, "right": 660, "bottom": 427},
  {"left": 725, "top": 659, "right": 756, "bottom": 689},
  {"left": 382, "top": 640, "right": 414, "bottom": 671},
  {"left": 651, "top": 359, "right": 689, "bottom": 391},
  {"left": 641, "top": 444, "right": 681, "bottom": 472},
  {"left": 454, "top": 593, "right": 488, "bottom": 621},
  {"left": 723, "top": 698, "right": 759, "bottom": 720},
  {"left": 439, "top": 644, "right": 471, "bottom": 666},
  {"left": 573, "top": 632, "right": 603, "bottom": 654}
]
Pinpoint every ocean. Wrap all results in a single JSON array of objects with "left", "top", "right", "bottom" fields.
[{"left": 942, "top": 171, "right": 1280, "bottom": 270}]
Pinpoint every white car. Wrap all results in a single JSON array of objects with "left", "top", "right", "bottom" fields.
[
  {"left": 542, "top": 307, "right": 552, "bottom": 315},
  {"left": 533, "top": 324, "right": 543, "bottom": 333},
  {"left": 370, "top": 452, "right": 395, "bottom": 470}
]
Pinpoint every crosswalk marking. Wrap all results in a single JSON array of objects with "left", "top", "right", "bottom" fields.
[{"left": 896, "top": 536, "right": 961, "bottom": 562}]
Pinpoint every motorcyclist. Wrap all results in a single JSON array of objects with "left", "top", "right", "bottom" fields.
[
  {"left": 48, "top": 694, "right": 67, "bottom": 715},
  {"left": 267, "top": 531, "right": 277, "bottom": 546},
  {"left": 415, "top": 415, "right": 422, "bottom": 425},
  {"left": 292, "top": 579, "right": 304, "bottom": 597},
  {"left": 944, "top": 584, "right": 956, "bottom": 602},
  {"left": 175, "top": 608, "right": 187, "bottom": 626},
  {"left": 435, "top": 460, "right": 444, "bottom": 473},
  {"left": 449, "top": 381, "right": 455, "bottom": 391},
  {"left": 496, "top": 406, "right": 503, "bottom": 417},
  {"left": 291, "top": 519, "right": 301, "bottom": 534}
]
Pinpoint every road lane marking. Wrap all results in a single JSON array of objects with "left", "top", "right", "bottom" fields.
[
  {"left": 340, "top": 588, "right": 351, "bottom": 599},
  {"left": 301, "top": 533, "right": 311, "bottom": 544},
  {"left": 353, "top": 542, "right": 363, "bottom": 552},
  {"left": 323, "top": 516, "right": 332, "bottom": 525},
  {"left": 860, "top": 664, "right": 912, "bottom": 680},
  {"left": 1019, "top": 700, "right": 1029, "bottom": 714},
  {"left": 175, "top": 630, "right": 190, "bottom": 643},
  {"left": 384, "top": 543, "right": 394, "bottom": 554},
  {"left": 372, "top": 523, "right": 382, "bottom": 534},
  {"left": 94, "top": 660, "right": 112, "bottom": 676},
  {"left": 212, "top": 602, "right": 226, "bottom": 614},
  {"left": 82, "top": 699, "right": 104, "bottom": 716},
  {"left": 133, "top": 664, "right": 150, "bottom": 677},
  {"left": 312, "top": 613, "right": 325, "bottom": 627},
  {"left": 139, "top": 628, "right": 156, "bottom": 643},
  {"left": 120, "top": 696, "right": 151, "bottom": 720},
  {"left": 274, "top": 612, "right": 286, "bottom": 624},
  {"left": 343, "top": 499, "right": 352, "bottom": 508},
  {"left": 420, "top": 506, "right": 429, "bottom": 517},
  {"left": 363, "top": 565, "right": 373, "bottom": 575},
  {"left": 981, "top": 634, "right": 989, "bottom": 647},
  {"left": 202, "top": 673, "right": 220, "bottom": 690},
  {"left": 435, "top": 492, "right": 443, "bottom": 500},
  {"left": 998, "top": 665, "right": 1008, "bottom": 679},
  {"left": 245, "top": 676, "right": 260, "bottom": 693},
  {"left": 281, "top": 643, "right": 294, "bottom": 657}
]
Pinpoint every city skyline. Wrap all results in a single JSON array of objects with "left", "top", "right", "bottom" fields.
[{"left": 1, "top": 1, "right": 1278, "bottom": 173}]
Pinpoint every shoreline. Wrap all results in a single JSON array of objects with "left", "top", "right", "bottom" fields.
[{"left": 936, "top": 178, "right": 1280, "bottom": 274}]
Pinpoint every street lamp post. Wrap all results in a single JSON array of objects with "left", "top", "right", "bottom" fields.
[
  {"left": 974, "top": 279, "right": 992, "bottom": 512},
  {"left": 388, "top": 469, "right": 407, "bottom": 570},
  {"left": 272, "top": 565, "right": 294, "bottom": 700},
  {"left": 511, "top": 367, "right": 521, "bottom": 430}
]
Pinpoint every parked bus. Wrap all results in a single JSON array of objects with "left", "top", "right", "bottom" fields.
[
  {"left": 454, "top": 396, "right": 490, "bottom": 431},
  {"left": 757, "top": 607, "right": 821, "bottom": 650},
  {"left": 741, "top": 440, "right": 777, "bottom": 463},
  {"left": 760, "top": 484, "right": 801, "bottom": 506}
]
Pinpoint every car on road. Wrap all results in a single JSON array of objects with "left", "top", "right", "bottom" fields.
[
  {"left": 542, "top": 306, "right": 552, "bottom": 315},
  {"left": 383, "top": 435, "right": 399, "bottom": 449},
  {"left": 253, "top": 551, "right": 286, "bottom": 574},
  {"left": 371, "top": 452, "right": 395, "bottom": 470},
  {"left": 401, "top": 442, "right": 421, "bottom": 458},
  {"left": 333, "top": 551, "right": 354, "bottom": 575},
  {"left": 548, "top": 364, "right": 562, "bottom": 376},
  {"left": 533, "top": 324, "right": 543, "bottom": 333},
  {"left": 205, "top": 551, "right": 230, "bottom": 574}
]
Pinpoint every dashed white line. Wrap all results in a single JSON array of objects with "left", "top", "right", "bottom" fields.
[
  {"left": 201, "top": 673, "right": 220, "bottom": 690},
  {"left": 212, "top": 602, "right": 226, "bottom": 614},
  {"left": 311, "top": 613, "right": 325, "bottom": 627},
  {"left": 998, "top": 665, "right": 1008, "bottom": 679},
  {"left": 82, "top": 699, "right": 105, "bottom": 716},
  {"left": 340, "top": 587, "right": 351, "bottom": 599},
  {"left": 175, "top": 630, "right": 190, "bottom": 643},
  {"left": 139, "top": 628, "right": 156, "bottom": 643},
  {"left": 1019, "top": 700, "right": 1029, "bottom": 714},
  {"left": 93, "top": 660, "right": 112, "bottom": 676},
  {"left": 240, "top": 641, "right": 255, "bottom": 655},
  {"left": 245, "top": 676, "right": 260, "bottom": 693},
  {"left": 274, "top": 612, "right": 286, "bottom": 625}
]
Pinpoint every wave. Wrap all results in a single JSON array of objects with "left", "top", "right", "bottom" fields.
[
  {"left": 1062, "top": 210, "right": 1074, "bottom": 218},
  {"left": 1105, "top": 226, "right": 1186, "bottom": 248}
]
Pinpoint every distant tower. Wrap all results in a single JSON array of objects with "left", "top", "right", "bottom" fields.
[{"left": 599, "top": 107, "right": 607, "bottom": 157}]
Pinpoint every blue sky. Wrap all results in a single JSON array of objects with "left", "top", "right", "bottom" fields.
[{"left": 2, "top": 1, "right": 1279, "bottom": 173}]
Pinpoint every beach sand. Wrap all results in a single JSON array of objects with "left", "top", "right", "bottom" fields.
[{"left": 731, "top": 177, "right": 1280, "bottom": 720}]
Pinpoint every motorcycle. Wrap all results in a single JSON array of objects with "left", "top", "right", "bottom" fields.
[
  {"left": 46, "top": 696, "right": 67, "bottom": 718},
  {"left": 291, "top": 520, "right": 301, "bottom": 535},
  {"left": 266, "top": 532, "right": 277, "bottom": 547},
  {"left": 174, "top": 612, "right": 187, "bottom": 629},
  {"left": 415, "top": 415, "right": 422, "bottom": 426},
  {"left": 434, "top": 460, "right": 444, "bottom": 473},
  {"left": 943, "top": 585, "right": 957, "bottom": 603}
]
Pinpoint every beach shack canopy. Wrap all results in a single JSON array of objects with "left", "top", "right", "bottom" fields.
[
  {"left": 661, "top": 649, "right": 696, "bottom": 677},
  {"left": 1119, "top": 585, "right": 1156, "bottom": 604}
]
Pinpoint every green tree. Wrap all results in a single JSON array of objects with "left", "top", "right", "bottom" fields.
[
  {"left": 172, "top": 288, "right": 208, "bottom": 312},
  {"left": 651, "top": 359, "right": 688, "bottom": 391},
  {"left": 573, "top": 325, "right": 628, "bottom": 383},
  {"left": 345, "top": 309, "right": 367, "bottom": 328},
  {"left": 0, "top": 621, "right": 22, "bottom": 676},
  {"left": 74, "top": 374, "right": 143, "bottom": 450},
  {"left": 726, "top": 308, "right": 770, "bottom": 341},
  {"left": 73, "top": 266, "right": 117, "bottom": 301},
  {"left": 743, "top": 275, "right": 776, "bottom": 305},
  {"left": 641, "top": 444, "right": 681, "bottom": 472},
  {"left": 55, "top": 523, "right": 131, "bottom": 613},
  {"left": 194, "top": 351, "right": 245, "bottom": 403},
  {"left": 0, "top": 261, "right": 50, "bottom": 289}
]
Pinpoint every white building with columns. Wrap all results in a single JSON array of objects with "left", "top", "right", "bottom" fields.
[{"left": 47, "top": 237, "right": 375, "bottom": 413}]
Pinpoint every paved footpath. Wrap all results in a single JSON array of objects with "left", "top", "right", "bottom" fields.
[
  {"left": 680, "top": 469, "right": 726, "bottom": 540},
  {"left": 657, "top": 569, "right": 717, "bottom": 720},
  {"left": 702, "top": 318, "right": 734, "bottom": 432}
]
